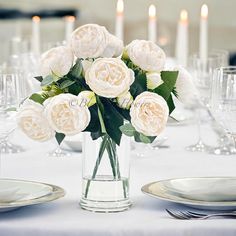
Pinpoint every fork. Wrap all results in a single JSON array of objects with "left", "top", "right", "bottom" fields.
[{"left": 166, "top": 209, "right": 236, "bottom": 220}]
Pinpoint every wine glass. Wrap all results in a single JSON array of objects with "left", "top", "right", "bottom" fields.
[
  {"left": 0, "top": 69, "right": 25, "bottom": 153},
  {"left": 210, "top": 66, "right": 236, "bottom": 151},
  {"left": 48, "top": 140, "right": 71, "bottom": 157},
  {"left": 186, "top": 52, "right": 224, "bottom": 152}
]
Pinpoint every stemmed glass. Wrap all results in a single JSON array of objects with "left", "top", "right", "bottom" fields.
[
  {"left": 210, "top": 66, "right": 236, "bottom": 152},
  {"left": 186, "top": 52, "right": 224, "bottom": 152},
  {"left": 0, "top": 69, "right": 25, "bottom": 153},
  {"left": 48, "top": 141, "right": 71, "bottom": 157}
]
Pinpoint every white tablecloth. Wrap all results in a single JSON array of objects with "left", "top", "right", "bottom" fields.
[{"left": 1, "top": 122, "right": 236, "bottom": 236}]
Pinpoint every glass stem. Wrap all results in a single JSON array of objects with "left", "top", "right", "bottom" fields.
[
  {"left": 232, "top": 135, "right": 236, "bottom": 150},
  {"left": 196, "top": 108, "right": 203, "bottom": 142},
  {"left": 84, "top": 135, "right": 109, "bottom": 198}
]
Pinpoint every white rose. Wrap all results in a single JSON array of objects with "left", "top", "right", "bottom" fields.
[
  {"left": 44, "top": 94, "right": 90, "bottom": 135},
  {"left": 174, "top": 66, "right": 198, "bottom": 105},
  {"left": 70, "top": 24, "right": 123, "bottom": 59},
  {"left": 85, "top": 58, "right": 135, "bottom": 98},
  {"left": 117, "top": 91, "right": 133, "bottom": 109},
  {"left": 126, "top": 40, "right": 166, "bottom": 72},
  {"left": 40, "top": 46, "right": 74, "bottom": 77},
  {"left": 102, "top": 33, "right": 123, "bottom": 57},
  {"left": 146, "top": 72, "right": 163, "bottom": 90},
  {"left": 17, "top": 99, "right": 54, "bottom": 141},
  {"left": 130, "top": 91, "right": 169, "bottom": 136}
]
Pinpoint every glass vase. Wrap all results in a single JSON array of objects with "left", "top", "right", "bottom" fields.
[{"left": 80, "top": 133, "right": 132, "bottom": 212}]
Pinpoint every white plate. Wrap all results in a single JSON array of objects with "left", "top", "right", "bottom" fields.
[
  {"left": 141, "top": 177, "right": 236, "bottom": 210},
  {"left": 0, "top": 179, "right": 65, "bottom": 212}
]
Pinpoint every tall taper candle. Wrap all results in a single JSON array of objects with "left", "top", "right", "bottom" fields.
[
  {"left": 148, "top": 4, "right": 156, "bottom": 42},
  {"left": 175, "top": 10, "right": 188, "bottom": 66},
  {"left": 32, "top": 16, "right": 41, "bottom": 56},
  {"left": 65, "top": 16, "right": 75, "bottom": 42},
  {"left": 199, "top": 4, "right": 208, "bottom": 60},
  {"left": 115, "top": 0, "right": 124, "bottom": 41}
]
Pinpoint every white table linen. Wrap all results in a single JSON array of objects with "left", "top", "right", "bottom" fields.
[{"left": 0, "top": 123, "right": 236, "bottom": 236}]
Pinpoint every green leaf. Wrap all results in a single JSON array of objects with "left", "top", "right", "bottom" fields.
[
  {"left": 29, "top": 93, "right": 46, "bottom": 105},
  {"left": 130, "top": 72, "right": 147, "bottom": 98},
  {"left": 5, "top": 107, "right": 17, "bottom": 112},
  {"left": 85, "top": 103, "right": 103, "bottom": 141},
  {"left": 154, "top": 71, "right": 178, "bottom": 100},
  {"left": 113, "top": 104, "right": 131, "bottom": 121},
  {"left": 34, "top": 76, "right": 43, "bottom": 82},
  {"left": 119, "top": 123, "right": 136, "bottom": 137},
  {"left": 70, "top": 59, "right": 83, "bottom": 78},
  {"left": 166, "top": 94, "right": 176, "bottom": 114},
  {"left": 134, "top": 132, "right": 156, "bottom": 144},
  {"left": 59, "top": 80, "right": 76, "bottom": 90},
  {"left": 41, "top": 75, "right": 54, "bottom": 87},
  {"left": 100, "top": 98, "right": 124, "bottom": 145},
  {"left": 55, "top": 132, "right": 65, "bottom": 145}
]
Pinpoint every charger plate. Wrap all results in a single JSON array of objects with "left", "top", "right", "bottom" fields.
[
  {"left": 0, "top": 179, "right": 65, "bottom": 212},
  {"left": 141, "top": 177, "right": 236, "bottom": 210}
]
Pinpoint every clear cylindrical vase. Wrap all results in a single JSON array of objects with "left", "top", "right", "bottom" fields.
[{"left": 80, "top": 133, "right": 132, "bottom": 212}]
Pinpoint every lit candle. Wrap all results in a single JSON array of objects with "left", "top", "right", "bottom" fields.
[
  {"left": 199, "top": 4, "right": 208, "bottom": 60},
  {"left": 148, "top": 4, "right": 156, "bottom": 42},
  {"left": 65, "top": 16, "right": 75, "bottom": 42},
  {"left": 175, "top": 10, "right": 188, "bottom": 66},
  {"left": 32, "top": 16, "right": 41, "bottom": 56},
  {"left": 115, "top": 0, "right": 124, "bottom": 41}
]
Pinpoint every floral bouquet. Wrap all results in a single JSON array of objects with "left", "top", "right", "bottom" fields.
[{"left": 17, "top": 24, "right": 195, "bottom": 212}]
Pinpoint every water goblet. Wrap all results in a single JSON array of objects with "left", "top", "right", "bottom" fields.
[
  {"left": 0, "top": 70, "right": 25, "bottom": 153},
  {"left": 210, "top": 66, "right": 236, "bottom": 152},
  {"left": 186, "top": 52, "right": 225, "bottom": 152}
]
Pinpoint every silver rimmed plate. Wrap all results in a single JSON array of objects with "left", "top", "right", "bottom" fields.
[
  {"left": 0, "top": 179, "right": 65, "bottom": 212},
  {"left": 141, "top": 177, "right": 236, "bottom": 210}
]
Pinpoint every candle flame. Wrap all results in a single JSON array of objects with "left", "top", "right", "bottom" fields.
[
  {"left": 201, "top": 4, "right": 208, "bottom": 19},
  {"left": 32, "top": 16, "right": 40, "bottom": 22},
  {"left": 180, "top": 10, "right": 188, "bottom": 22},
  {"left": 117, "top": 0, "right": 124, "bottom": 14},
  {"left": 65, "top": 15, "right": 75, "bottom": 22},
  {"left": 149, "top": 4, "right": 156, "bottom": 18}
]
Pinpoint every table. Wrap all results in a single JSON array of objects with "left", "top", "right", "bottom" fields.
[{"left": 1, "top": 122, "right": 236, "bottom": 236}]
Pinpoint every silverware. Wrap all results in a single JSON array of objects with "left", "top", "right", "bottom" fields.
[{"left": 166, "top": 209, "right": 236, "bottom": 220}]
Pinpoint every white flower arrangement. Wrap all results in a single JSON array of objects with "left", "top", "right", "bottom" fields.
[{"left": 17, "top": 23, "right": 195, "bottom": 145}]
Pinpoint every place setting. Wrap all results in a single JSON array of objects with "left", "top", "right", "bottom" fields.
[{"left": 0, "top": 0, "right": 236, "bottom": 235}]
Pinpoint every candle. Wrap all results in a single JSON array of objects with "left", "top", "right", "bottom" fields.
[
  {"left": 199, "top": 4, "right": 208, "bottom": 60},
  {"left": 115, "top": 0, "right": 124, "bottom": 41},
  {"left": 32, "top": 16, "right": 41, "bottom": 56},
  {"left": 148, "top": 4, "right": 156, "bottom": 42},
  {"left": 175, "top": 10, "right": 188, "bottom": 66},
  {"left": 65, "top": 16, "right": 75, "bottom": 42}
]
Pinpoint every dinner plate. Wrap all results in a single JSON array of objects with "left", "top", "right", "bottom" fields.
[
  {"left": 0, "top": 179, "right": 65, "bottom": 212},
  {"left": 141, "top": 177, "right": 236, "bottom": 210}
]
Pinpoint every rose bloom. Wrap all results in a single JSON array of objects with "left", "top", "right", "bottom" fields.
[
  {"left": 44, "top": 94, "right": 91, "bottom": 135},
  {"left": 126, "top": 40, "right": 166, "bottom": 72},
  {"left": 130, "top": 92, "right": 169, "bottom": 136},
  {"left": 146, "top": 72, "right": 163, "bottom": 90},
  {"left": 17, "top": 99, "right": 54, "bottom": 141},
  {"left": 174, "top": 65, "right": 198, "bottom": 105},
  {"left": 85, "top": 58, "right": 135, "bottom": 98},
  {"left": 40, "top": 46, "right": 74, "bottom": 77},
  {"left": 70, "top": 24, "right": 123, "bottom": 59}
]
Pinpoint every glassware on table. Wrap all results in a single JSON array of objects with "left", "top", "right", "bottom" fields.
[
  {"left": 210, "top": 66, "right": 236, "bottom": 151},
  {"left": 80, "top": 133, "right": 132, "bottom": 212},
  {"left": 186, "top": 52, "right": 225, "bottom": 152},
  {"left": 0, "top": 69, "right": 26, "bottom": 153},
  {"left": 48, "top": 141, "right": 71, "bottom": 158}
]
